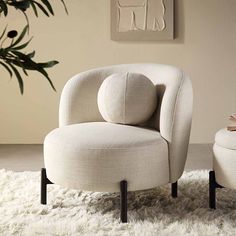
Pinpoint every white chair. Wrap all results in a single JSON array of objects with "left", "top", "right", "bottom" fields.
[{"left": 42, "top": 64, "right": 193, "bottom": 222}]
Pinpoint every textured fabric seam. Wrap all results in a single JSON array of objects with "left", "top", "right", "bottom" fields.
[
  {"left": 214, "top": 143, "right": 236, "bottom": 151},
  {"left": 169, "top": 70, "right": 184, "bottom": 141},
  {"left": 73, "top": 145, "right": 165, "bottom": 151},
  {"left": 58, "top": 140, "right": 167, "bottom": 150},
  {"left": 104, "top": 79, "right": 110, "bottom": 121},
  {"left": 124, "top": 73, "right": 128, "bottom": 124}
]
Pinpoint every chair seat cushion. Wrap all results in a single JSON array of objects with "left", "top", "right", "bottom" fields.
[
  {"left": 215, "top": 128, "right": 236, "bottom": 150},
  {"left": 44, "top": 122, "right": 169, "bottom": 192}
]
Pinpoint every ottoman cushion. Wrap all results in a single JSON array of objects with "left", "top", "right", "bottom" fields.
[
  {"left": 44, "top": 122, "right": 169, "bottom": 192},
  {"left": 215, "top": 128, "right": 236, "bottom": 150},
  {"left": 213, "top": 128, "right": 236, "bottom": 189}
]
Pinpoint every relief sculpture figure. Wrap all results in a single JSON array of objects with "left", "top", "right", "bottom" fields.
[{"left": 117, "top": 0, "right": 166, "bottom": 32}]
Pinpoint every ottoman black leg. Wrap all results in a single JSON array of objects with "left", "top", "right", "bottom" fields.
[
  {"left": 120, "top": 180, "right": 128, "bottom": 223},
  {"left": 171, "top": 181, "right": 178, "bottom": 198},
  {"left": 209, "top": 170, "right": 223, "bottom": 209},
  {"left": 41, "top": 168, "right": 53, "bottom": 205},
  {"left": 209, "top": 171, "right": 216, "bottom": 209}
]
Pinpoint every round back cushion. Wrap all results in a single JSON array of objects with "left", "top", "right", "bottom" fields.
[{"left": 97, "top": 72, "right": 157, "bottom": 125}]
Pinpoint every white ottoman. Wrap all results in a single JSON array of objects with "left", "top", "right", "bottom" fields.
[{"left": 209, "top": 128, "right": 236, "bottom": 208}]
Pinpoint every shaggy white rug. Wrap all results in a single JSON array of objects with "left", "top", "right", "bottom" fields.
[{"left": 1, "top": 169, "right": 236, "bottom": 236}]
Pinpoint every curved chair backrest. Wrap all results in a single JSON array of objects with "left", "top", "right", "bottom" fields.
[{"left": 59, "top": 64, "right": 193, "bottom": 182}]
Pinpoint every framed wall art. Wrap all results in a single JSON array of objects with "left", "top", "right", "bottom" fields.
[{"left": 111, "top": 0, "right": 174, "bottom": 41}]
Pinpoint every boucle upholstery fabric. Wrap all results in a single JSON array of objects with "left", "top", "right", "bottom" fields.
[
  {"left": 44, "top": 122, "right": 169, "bottom": 192},
  {"left": 59, "top": 64, "right": 193, "bottom": 183},
  {"left": 215, "top": 128, "right": 236, "bottom": 150},
  {"left": 213, "top": 129, "right": 236, "bottom": 189},
  {"left": 97, "top": 72, "right": 157, "bottom": 125}
]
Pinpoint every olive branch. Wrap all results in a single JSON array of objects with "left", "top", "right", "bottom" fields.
[{"left": 0, "top": 0, "right": 67, "bottom": 94}]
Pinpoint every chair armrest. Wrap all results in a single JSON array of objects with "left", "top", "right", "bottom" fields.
[{"left": 160, "top": 75, "right": 193, "bottom": 182}]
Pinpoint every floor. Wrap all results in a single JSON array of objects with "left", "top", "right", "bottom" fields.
[{"left": 0, "top": 144, "right": 213, "bottom": 171}]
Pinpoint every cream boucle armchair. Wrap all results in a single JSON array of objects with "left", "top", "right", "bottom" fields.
[{"left": 41, "top": 64, "right": 193, "bottom": 222}]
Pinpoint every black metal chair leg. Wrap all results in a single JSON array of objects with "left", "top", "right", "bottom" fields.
[
  {"left": 41, "top": 168, "right": 53, "bottom": 205},
  {"left": 209, "top": 171, "right": 224, "bottom": 209},
  {"left": 209, "top": 171, "right": 216, "bottom": 209},
  {"left": 120, "top": 180, "right": 128, "bottom": 223},
  {"left": 171, "top": 181, "right": 178, "bottom": 198}
]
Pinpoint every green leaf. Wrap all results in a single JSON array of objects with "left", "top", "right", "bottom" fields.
[
  {"left": 0, "top": 61, "right": 13, "bottom": 77},
  {"left": 8, "top": 25, "right": 29, "bottom": 49},
  {"left": 32, "top": 1, "right": 49, "bottom": 16},
  {"left": 37, "top": 67, "right": 56, "bottom": 91},
  {"left": 10, "top": 50, "right": 35, "bottom": 63},
  {"left": 29, "top": 1, "right": 38, "bottom": 17},
  {"left": 60, "top": 0, "right": 68, "bottom": 14},
  {"left": 6, "top": 51, "right": 56, "bottom": 91},
  {"left": 10, "top": 50, "right": 29, "bottom": 60},
  {"left": 0, "top": 25, "right": 7, "bottom": 41},
  {"left": 9, "top": 52, "right": 37, "bottom": 72},
  {"left": 11, "top": 37, "right": 33, "bottom": 51},
  {"left": 8, "top": 56, "right": 38, "bottom": 71},
  {"left": 41, "top": 0, "right": 54, "bottom": 15},
  {"left": 0, "top": 0, "right": 8, "bottom": 16},
  {"left": 22, "top": 11, "right": 30, "bottom": 31},
  {"left": 15, "top": 57, "right": 28, "bottom": 76},
  {"left": 9, "top": 1, "right": 30, "bottom": 11},
  {"left": 27, "top": 51, "right": 35, "bottom": 58},
  {"left": 38, "top": 60, "right": 59, "bottom": 68},
  {"left": 0, "top": 48, "right": 9, "bottom": 58},
  {"left": 7, "top": 63, "right": 24, "bottom": 94},
  {"left": 8, "top": 59, "right": 33, "bottom": 71}
]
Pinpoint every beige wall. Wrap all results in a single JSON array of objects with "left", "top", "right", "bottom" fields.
[{"left": 0, "top": 0, "right": 235, "bottom": 144}]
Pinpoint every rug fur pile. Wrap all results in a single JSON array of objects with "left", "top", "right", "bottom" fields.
[{"left": 0, "top": 169, "right": 236, "bottom": 235}]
